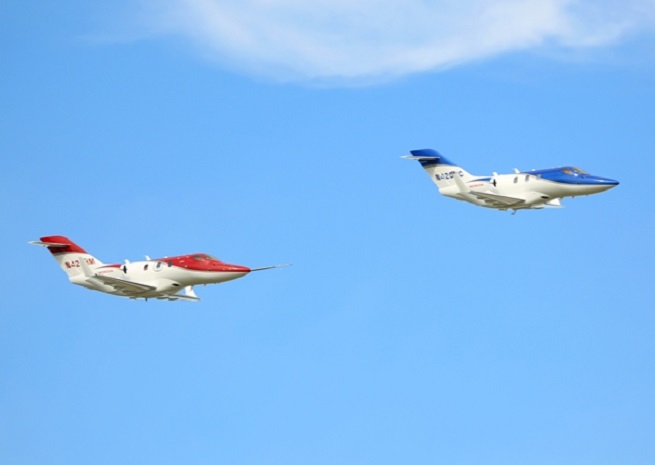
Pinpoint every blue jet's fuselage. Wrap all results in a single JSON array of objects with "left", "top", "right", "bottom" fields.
[{"left": 404, "top": 149, "right": 619, "bottom": 211}]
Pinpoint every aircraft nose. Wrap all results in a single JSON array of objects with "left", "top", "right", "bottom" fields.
[
  {"left": 204, "top": 261, "right": 251, "bottom": 273},
  {"left": 594, "top": 176, "right": 619, "bottom": 188},
  {"left": 220, "top": 264, "right": 251, "bottom": 273},
  {"left": 583, "top": 175, "right": 619, "bottom": 189}
]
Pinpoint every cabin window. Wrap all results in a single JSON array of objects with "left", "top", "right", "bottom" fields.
[
  {"left": 525, "top": 175, "right": 530, "bottom": 182},
  {"left": 167, "top": 261, "right": 173, "bottom": 267},
  {"left": 513, "top": 177, "right": 518, "bottom": 184},
  {"left": 155, "top": 261, "right": 163, "bottom": 271},
  {"left": 144, "top": 264, "right": 149, "bottom": 271}
]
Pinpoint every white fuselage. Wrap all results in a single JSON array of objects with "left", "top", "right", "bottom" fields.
[
  {"left": 441, "top": 172, "right": 612, "bottom": 209},
  {"left": 70, "top": 259, "right": 248, "bottom": 298}
]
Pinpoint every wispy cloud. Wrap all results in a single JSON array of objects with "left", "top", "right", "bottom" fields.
[{"left": 140, "top": 0, "right": 655, "bottom": 83}]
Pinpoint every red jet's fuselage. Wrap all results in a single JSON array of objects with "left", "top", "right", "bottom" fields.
[
  {"left": 87, "top": 253, "right": 251, "bottom": 297},
  {"left": 30, "top": 236, "right": 283, "bottom": 301}
]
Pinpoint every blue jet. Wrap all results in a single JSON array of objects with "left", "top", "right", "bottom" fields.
[{"left": 403, "top": 148, "right": 619, "bottom": 212}]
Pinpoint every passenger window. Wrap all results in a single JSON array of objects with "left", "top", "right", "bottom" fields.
[
  {"left": 513, "top": 177, "right": 518, "bottom": 183},
  {"left": 525, "top": 175, "right": 529, "bottom": 182}
]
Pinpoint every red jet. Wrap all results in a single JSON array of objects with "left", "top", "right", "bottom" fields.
[{"left": 30, "top": 235, "right": 288, "bottom": 301}]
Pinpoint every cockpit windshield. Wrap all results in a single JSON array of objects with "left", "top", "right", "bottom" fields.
[
  {"left": 562, "top": 167, "right": 588, "bottom": 175},
  {"left": 192, "top": 254, "right": 220, "bottom": 261}
]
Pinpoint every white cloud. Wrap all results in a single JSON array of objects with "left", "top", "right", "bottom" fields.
[{"left": 141, "top": 0, "right": 655, "bottom": 83}]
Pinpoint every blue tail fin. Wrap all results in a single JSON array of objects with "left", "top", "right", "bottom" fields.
[
  {"left": 403, "top": 148, "right": 474, "bottom": 191},
  {"left": 406, "top": 149, "right": 457, "bottom": 167}
]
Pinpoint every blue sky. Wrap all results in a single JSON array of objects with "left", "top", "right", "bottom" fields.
[{"left": 2, "top": 1, "right": 655, "bottom": 464}]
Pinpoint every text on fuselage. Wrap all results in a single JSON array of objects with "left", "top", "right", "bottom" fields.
[
  {"left": 64, "top": 257, "right": 96, "bottom": 269},
  {"left": 435, "top": 171, "right": 464, "bottom": 181}
]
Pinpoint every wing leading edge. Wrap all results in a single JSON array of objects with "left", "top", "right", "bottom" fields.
[{"left": 90, "top": 274, "right": 156, "bottom": 295}]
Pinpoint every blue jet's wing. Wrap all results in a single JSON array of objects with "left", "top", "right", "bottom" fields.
[{"left": 468, "top": 191, "right": 525, "bottom": 208}]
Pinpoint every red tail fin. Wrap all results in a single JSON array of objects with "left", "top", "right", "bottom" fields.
[
  {"left": 38, "top": 236, "right": 88, "bottom": 255},
  {"left": 30, "top": 235, "right": 102, "bottom": 279}
]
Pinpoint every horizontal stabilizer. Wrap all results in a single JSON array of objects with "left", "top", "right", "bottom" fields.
[
  {"left": 28, "top": 240, "right": 70, "bottom": 248},
  {"left": 402, "top": 149, "right": 457, "bottom": 167},
  {"left": 409, "top": 149, "right": 441, "bottom": 158},
  {"left": 402, "top": 155, "right": 438, "bottom": 161},
  {"left": 29, "top": 236, "right": 89, "bottom": 256}
]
